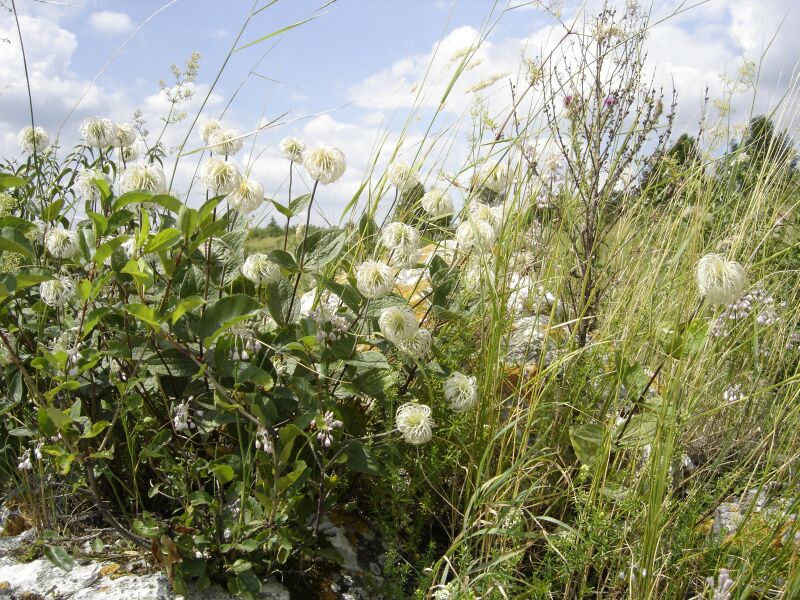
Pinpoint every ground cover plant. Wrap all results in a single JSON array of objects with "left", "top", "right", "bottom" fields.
[{"left": 0, "top": 1, "right": 799, "bottom": 598}]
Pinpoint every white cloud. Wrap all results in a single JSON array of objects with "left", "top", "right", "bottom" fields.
[
  {"left": 0, "top": 14, "right": 132, "bottom": 154},
  {"left": 88, "top": 11, "right": 134, "bottom": 36}
]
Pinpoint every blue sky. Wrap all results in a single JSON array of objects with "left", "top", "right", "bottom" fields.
[{"left": 1, "top": 0, "right": 799, "bottom": 224}]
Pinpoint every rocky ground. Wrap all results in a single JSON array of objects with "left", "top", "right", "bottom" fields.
[{"left": 0, "top": 510, "right": 385, "bottom": 600}]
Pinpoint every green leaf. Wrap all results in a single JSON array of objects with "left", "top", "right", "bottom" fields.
[
  {"left": 79, "top": 227, "right": 96, "bottom": 261},
  {"left": 144, "top": 228, "right": 181, "bottom": 254},
  {"left": 569, "top": 423, "right": 604, "bottom": 466},
  {"left": 345, "top": 351, "right": 390, "bottom": 370},
  {"left": 81, "top": 420, "right": 111, "bottom": 439},
  {"left": 270, "top": 199, "right": 293, "bottom": 219},
  {"left": 121, "top": 259, "right": 154, "bottom": 289},
  {"left": 44, "top": 546, "right": 74, "bottom": 572},
  {"left": 234, "top": 364, "right": 274, "bottom": 389},
  {"left": 42, "top": 199, "right": 64, "bottom": 222},
  {"left": 303, "top": 229, "right": 346, "bottom": 270},
  {"left": 124, "top": 303, "right": 163, "bottom": 329},
  {"left": 95, "top": 235, "right": 129, "bottom": 266},
  {"left": 195, "top": 294, "right": 261, "bottom": 346},
  {"left": 209, "top": 464, "right": 235, "bottom": 484},
  {"left": 87, "top": 211, "right": 108, "bottom": 237},
  {"left": 266, "top": 249, "right": 298, "bottom": 271},
  {"left": 0, "top": 173, "right": 26, "bottom": 190},
  {"left": 149, "top": 194, "right": 183, "bottom": 213},
  {"left": 82, "top": 307, "right": 112, "bottom": 337},
  {"left": 113, "top": 192, "right": 153, "bottom": 210},
  {"left": 171, "top": 295, "right": 206, "bottom": 324},
  {"left": 342, "top": 441, "right": 381, "bottom": 475},
  {"left": 0, "top": 225, "right": 34, "bottom": 257}
]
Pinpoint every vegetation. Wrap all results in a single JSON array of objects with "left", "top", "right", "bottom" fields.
[{"left": 0, "top": 2, "right": 799, "bottom": 599}]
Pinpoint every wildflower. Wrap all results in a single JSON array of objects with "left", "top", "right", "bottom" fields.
[
  {"left": 45, "top": 227, "right": 80, "bottom": 259},
  {"left": 119, "top": 145, "right": 139, "bottom": 162},
  {"left": 444, "top": 372, "right": 478, "bottom": 412},
  {"left": 254, "top": 427, "right": 273, "bottom": 453},
  {"left": 199, "top": 119, "right": 222, "bottom": 144},
  {"left": 378, "top": 306, "right": 419, "bottom": 344},
  {"left": 381, "top": 222, "right": 421, "bottom": 254},
  {"left": 0, "top": 193, "right": 16, "bottom": 217},
  {"left": 469, "top": 202, "right": 504, "bottom": 234},
  {"left": 303, "top": 144, "right": 346, "bottom": 184},
  {"left": 421, "top": 189, "right": 453, "bottom": 218},
  {"left": 314, "top": 411, "right": 343, "bottom": 448},
  {"left": 208, "top": 128, "right": 244, "bottom": 156},
  {"left": 18, "top": 449, "right": 33, "bottom": 470},
  {"left": 201, "top": 157, "right": 242, "bottom": 196},
  {"left": 80, "top": 117, "right": 118, "bottom": 148},
  {"left": 396, "top": 328, "right": 432, "bottom": 358},
  {"left": 395, "top": 402, "right": 435, "bottom": 445},
  {"left": 40, "top": 276, "right": 75, "bottom": 307},
  {"left": 242, "top": 253, "right": 281, "bottom": 285},
  {"left": 456, "top": 218, "right": 496, "bottom": 252},
  {"left": 356, "top": 260, "right": 395, "bottom": 299},
  {"left": 603, "top": 94, "right": 617, "bottom": 107},
  {"left": 394, "top": 246, "right": 422, "bottom": 269},
  {"left": 18, "top": 126, "right": 50, "bottom": 153},
  {"left": 75, "top": 168, "right": 111, "bottom": 201},
  {"left": 707, "top": 568, "right": 734, "bottom": 600},
  {"left": 722, "top": 384, "right": 745, "bottom": 404},
  {"left": 120, "top": 163, "right": 167, "bottom": 194},
  {"left": 314, "top": 312, "right": 350, "bottom": 344},
  {"left": 173, "top": 396, "right": 196, "bottom": 432},
  {"left": 563, "top": 93, "right": 584, "bottom": 120},
  {"left": 478, "top": 162, "right": 509, "bottom": 193},
  {"left": 227, "top": 177, "right": 264, "bottom": 214},
  {"left": 388, "top": 161, "right": 420, "bottom": 191},
  {"left": 25, "top": 220, "right": 45, "bottom": 245},
  {"left": 113, "top": 122, "right": 137, "bottom": 147},
  {"left": 696, "top": 254, "right": 747, "bottom": 305},
  {"left": 279, "top": 137, "right": 306, "bottom": 163},
  {"left": 228, "top": 322, "right": 263, "bottom": 361}
]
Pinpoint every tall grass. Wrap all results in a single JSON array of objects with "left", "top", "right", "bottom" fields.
[{"left": 2, "top": 1, "right": 799, "bottom": 599}]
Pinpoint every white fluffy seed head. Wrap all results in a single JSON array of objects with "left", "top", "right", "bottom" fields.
[
  {"left": 378, "top": 306, "right": 418, "bottom": 344},
  {"left": 469, "top": 202, "right": 504, "bottom": 234},
  {"left": 396, "top": 328, "right": 432, "bottom": 358},
  {"left": 44, "top": 227, "right": 80, "bottom": 259},
  {"left": 80, "top": 117, "right": 118, "bottom": 148},
  {"left": 478, "top": 162, "right": 510, "bottom": 193},
  {"left": 421, "top": 189, "right": 454, "bottom": 218},
  {"left": 18, "top": 126, "right": 50, "bottom": 153},
  {"left": 227, "top": 178, "right": 264, "bottom": 214},
  {"left": 381, "top": 222, "right": 421, "bottom": 254},
  {"left": 202, "top": 158, "right": 242, "bottom": 196},
  {"left": 444, "top": 372, "right": 478, "bottom": 412},
  {"left": 199, "top": 120, "right": 222, "bottom": 144},
  {"left": 40, "top": 276, "right": 75, "bottom": 307},
  {"left": 696, "top": 253, "right": 747, "bottom": 305},
  {"left": 395, "top": 402, "right": 435, "bottom": 445},
  {"left": 279, "top": 137, "right": 306, "bottom": 163},
  {"left": 208, "top": 128, "right": 244, "bottom": 156},
  {"left": 456, "top": 219, "right": 496, "bottom": 253},
  {"left": 388, "top": 161, "right": 420, "bottom": 191},
  {"left": 356, "top": 260, "right": 395, "bottom": 299},
  {"left": 113, "top": 122, "right": 136, "bottom": 148},
  {"left": 75, "top": 168, "right": 111, "bottom": 201},
  {"left": 120, "top": 163, "right": 166, "bottom": 194},
  {"left": 303, "top": 145, "right": 346, "bottom": 184},
  {"left": 242, "top": 253, "right": 282, "bottom": 284}
]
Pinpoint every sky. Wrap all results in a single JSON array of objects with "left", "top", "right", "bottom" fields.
[{"left": 1, "top": 0, "right": 799, "bottom": 225}]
